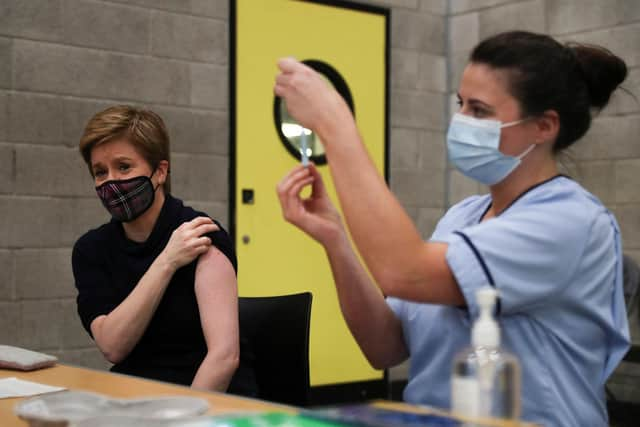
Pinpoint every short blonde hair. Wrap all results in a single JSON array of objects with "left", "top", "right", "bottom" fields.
[{"left": 79, "top": 105, "right": 171, "bottom": 193}]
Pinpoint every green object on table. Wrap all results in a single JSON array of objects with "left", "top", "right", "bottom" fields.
[{"left": 208, "top": 412, "right": 345, "bottom": 427}]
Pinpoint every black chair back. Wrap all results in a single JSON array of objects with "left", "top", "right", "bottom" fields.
[{"left": 238, "top": 292, "right": 312, "bottom": 406}]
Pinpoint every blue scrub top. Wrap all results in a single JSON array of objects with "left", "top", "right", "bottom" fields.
[{"left": 388, "top": 175, "right": 629, "bottom": 427}]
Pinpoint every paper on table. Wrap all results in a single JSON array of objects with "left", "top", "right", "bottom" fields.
[{"left": 0, "top": 377, "right": 66, "bottom": 399}]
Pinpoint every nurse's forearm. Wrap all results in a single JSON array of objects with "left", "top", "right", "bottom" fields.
[
  {"left": 323, "top": 229, "right": 408, "bottom": 369},
  {"left": 320, "top": 120, "right": 462, "bottom": 305}
]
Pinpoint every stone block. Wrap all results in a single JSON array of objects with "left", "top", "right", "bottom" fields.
[
  {"left": 627, "top": 250, "right": 640, "bottom": 266},
  {"left": 420, "top": 0, "right": 447, "bottom": 15},
  {"left": 449, "top": 52, "right": 469, "bottom": 92},
  {"left": 15, "top": 249, "right": 75, "bottom": 300},
  {"left": 152, "top": 11, "right": 227, "bottom": 63},
  {"left": 418, "top": 53, "right": 446, "bottom": 93},
  {"left": 619, "top": 0, "right": 640, "bottom": 24},
  {"left": 0, "top": 196, "right": 76, "bottom": 248},
  {"left": 171, "top": 153, "right": 228, "bottom": 202},
  {"left": 419, "top": 130, "right": 447, "bottom": 172},
  {"left": 19, "top": 299, "right": 65, "bottom": 350},
  {"left": 391, "top": 89, "right": 445, "bottom": 131},
  {"left": 391, "top": 50, "right": 419, "bottom": 90},
  {"left": 450, "top": 0, "right": 513, "bottom": 14},
  {"left": 574, "top": 160, "right": 615, "bottom": 204},
  {"left": 62, "top": 98, "right": 114, "bottom": 148},
  {"left": 364, "top": 0, "right": 418, "bottom": 9},
  {"left": 190, "top": 63, "right": 227, "bottom": 110},
  {"left": 391, "top": 10, "right": 445, "bottom": 54},
  {"left": 191, "top": 0, "right": 228, "bottom": 19},
  {"left": 390, "top": 169, "right": 445, "bottom": 208},
  {"left": 479, "top": 0, "right": 545, "bottom": 40},
  {"left": 547, "top": 0, "right": 618, "bottom": 35},
  {"left": 449, "top": 12, "right": 479, "bottom": 54},
  {"left": 16, "top": 145, "right": 93, "bottom": 197},
  {"left": 0, "top": 250, "right": 13, "bottom": 300},
  {"left": 108, "top": 0, "right": 227, "bottom": 18},
  {"left": 561, "top": 24, "right": 640, "bottom": 68},
  {"left": 107, "top": 0, "right": 189, "bottom": 13},
  {"left": 0, "top": 37, "right": 11, "bottom": 89},
  {"left": 577, "top": 116, "right": 640, "bottom": 160},
  {"left": 62, "top": 0, "right": 149, "bottom": 54},
  {"left": 0, "top": 0, "right": 62, "bottom": 41},
  {"left": 0, "top": 302, "right": 20, "bottom": 345},
  {"left": 613, "top": 204, "right": 640, "bottom": 249},
  {"left": 8, "top": 93, "right": 64, "bottom": 144},
  {"left": 390, "top": 127, "right": 420, "bottom": 170},
  {"left": 14, "top": 40, "right": 190, "bottom": 105},
  {"left": 52, "top": 347, "right": 110, "bottom": 371},
  {"left": 448, "top": 168, "right": 482, "bottom": 206},
  {"left": 389, "top": 360, "right": 409, "bottom": 381},
  {"left": 0, "top": 91, "right": 7, "bottom": 140},
  {"left": 0, "top": 144, "right": 13, "bottom": 194},
  {"left": 152, "top": 106, "right": 228, "bottom": 155},
  {"left": 60, "top": 299, "right": 93, "bottom": 349},
  {"left": 186, "top": 200, "right": 228, "bottom": 229},
  {"left": 615, "top": 159, "right": 640, "bottom": 204},
  {"left": 417, "top": 207, "right": 444, "bottom": 239}
]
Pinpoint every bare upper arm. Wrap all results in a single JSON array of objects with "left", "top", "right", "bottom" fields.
[{"left": 194, "top": 246, "right": 239, "bottom": 350}]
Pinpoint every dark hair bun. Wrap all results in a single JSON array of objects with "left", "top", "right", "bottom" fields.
[{"left": 568, "top": 43, "right": 627, "bottom": 109}]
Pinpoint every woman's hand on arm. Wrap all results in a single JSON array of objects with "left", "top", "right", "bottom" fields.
[
  {"left": 277, "top": 166, "right": 409, "bottom": 369},
  {"left": 274, "top": 58, "right": 463, "bottom": 306},
  {"left": 90, "top": 217, "right": 219, "bottom": 364},
  {"left": 191, "top": 246, "right": 239, "bottom": 392}
]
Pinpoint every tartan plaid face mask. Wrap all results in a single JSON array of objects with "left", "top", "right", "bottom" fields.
[{"left": 95, "top": 172, "right": 157, "bottom": 222}]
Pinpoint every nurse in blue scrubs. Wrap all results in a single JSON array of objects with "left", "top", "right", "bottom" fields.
[{"left": 275, "top": 31, "right": 630, "bottom": 426}]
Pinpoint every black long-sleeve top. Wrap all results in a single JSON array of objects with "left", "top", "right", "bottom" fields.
[{"left": 72, "top": 195, "right": 253, "bottom": 392}]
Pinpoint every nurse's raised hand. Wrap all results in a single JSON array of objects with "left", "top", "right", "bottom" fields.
[
  {"left": 274, "top": 58, "right": 354, "bottom": 145},
  {"left": 276, "top": 164, "right": 344, "bottom": 246}
]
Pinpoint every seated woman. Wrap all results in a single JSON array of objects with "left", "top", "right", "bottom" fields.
[
  {"left": 275, "top": 31, "right": 630, "bottom": 426},
  {"left": 72, "top": 105, "right": 252, "bottom": 393}
]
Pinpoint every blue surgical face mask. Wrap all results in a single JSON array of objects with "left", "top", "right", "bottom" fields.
[{"left": 446, "top": 113, "right": 535, "bottom": 186}]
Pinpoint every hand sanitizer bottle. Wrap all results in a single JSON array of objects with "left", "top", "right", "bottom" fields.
[{"left": 451, "top": 287, "right": 521, "bottom": 421}]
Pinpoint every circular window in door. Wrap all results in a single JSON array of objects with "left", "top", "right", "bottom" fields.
[{"left": 274, "top": 59, "right": 355, "bottom": 166}]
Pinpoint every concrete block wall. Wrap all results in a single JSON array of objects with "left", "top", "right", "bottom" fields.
[
  {"left": 448, "top": 0, "right": 640, "bottom": 403},
  {"left": 0, "top": 0, "right": 230, "bottom": 370}
]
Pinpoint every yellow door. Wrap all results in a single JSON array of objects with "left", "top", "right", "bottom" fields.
[{"left": 232, "top": 0, "right": 388, "bottom": 391}]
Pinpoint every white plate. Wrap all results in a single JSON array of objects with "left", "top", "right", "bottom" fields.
[
  {"left": 72, "top": 415, "right": 216, "bottom": 427},
  {"left": 15, "top": 390, "right": 209, "bottom": 425}
]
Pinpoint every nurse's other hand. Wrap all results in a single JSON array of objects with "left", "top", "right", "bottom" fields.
[
  {"left": 274, "top": 58, "right": 353, "bottom": 143},
  {"left": 277, "top": 164, "right": 344, "bottom": 246},
  {"left": 161, "top": 217, "right": 219, "bottom": 272}
]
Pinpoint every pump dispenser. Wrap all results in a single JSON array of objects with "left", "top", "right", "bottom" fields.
[{"left": 451, "top": 287, "right": 521, "bottom": 421}]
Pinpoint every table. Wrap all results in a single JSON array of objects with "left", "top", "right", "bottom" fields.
[
  {"left": 1, "top": 363, "right": 290, "bottom": 426},
  {"left": 1, "top": 363, "right": 537, "bottom": 427}
]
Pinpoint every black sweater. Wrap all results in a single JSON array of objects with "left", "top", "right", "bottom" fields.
[{"left": 72, "top": 195, "right": 252, "bottom": 392}]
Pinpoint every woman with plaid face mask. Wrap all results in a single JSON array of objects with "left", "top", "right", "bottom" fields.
[{"left": 73, "top": 106, "right": 255, "bottom": 396}]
